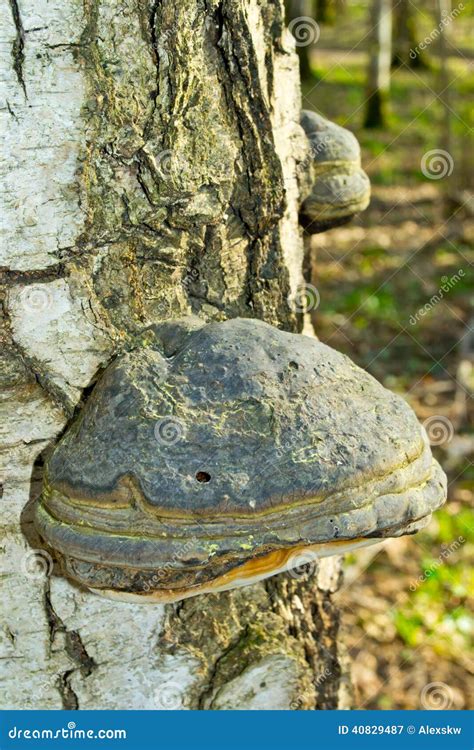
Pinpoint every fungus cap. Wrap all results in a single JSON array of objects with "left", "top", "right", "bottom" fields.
[
  {"left": 300, "top": 110, "right": 371, "bottom": 233},
  {"left": 34, "top": 317, "right": 446, "bottom": 602}
]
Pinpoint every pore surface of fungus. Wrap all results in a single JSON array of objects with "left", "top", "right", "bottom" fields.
[
  {"left": 35, "top": 317, "right": 446, "bottom": 602},
  {"left": 300, "top": 110, "right": 371, "bottom": 233}
]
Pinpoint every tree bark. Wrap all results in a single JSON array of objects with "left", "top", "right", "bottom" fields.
[
  {"left": 364, "top": 0, "right": 392, "bottom": 129},
  {"left": 1, "top": 0, "right": 350, "bottom": 710}
]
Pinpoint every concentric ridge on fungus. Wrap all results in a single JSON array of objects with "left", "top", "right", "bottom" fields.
[
  {"left": 34, "top": 317, "right": 447, "bottom": 603},
  {"left": 299, "top": 109, "right": 371, "bottom": 233}
]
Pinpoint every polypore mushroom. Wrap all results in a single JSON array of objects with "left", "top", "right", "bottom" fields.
[
  {"left": 299, "top": 110, "right": 371, "bottom": 233},
  {"left": 34, "top": 317, "right": 446, "bottom": 603}
]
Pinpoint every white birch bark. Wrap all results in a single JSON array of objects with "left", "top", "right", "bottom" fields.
[
  {"left": 1, "top": 0, "right": 348, "bottom": 710},
  {"left": 364, "top": 0, "right": 392, "bottom": 128}
]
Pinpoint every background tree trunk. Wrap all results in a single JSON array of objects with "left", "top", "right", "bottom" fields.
[
  {"left": 364, "top": 0, "right": 392, "bottom": 128},
  {"left": 435, "top": 0, "right": 452, "bottom": 159},
  {"left": 391, "top": 0, "right": 429, "bottom": 69},
  {"left": 1, "top": 0, "right": 351, "bottom": 710},
  {"left": 315, "top": 0, "right": 335, "bottom": 24},
  {"left": 284, "top": 0, "right": 316, "bottom": 81}
]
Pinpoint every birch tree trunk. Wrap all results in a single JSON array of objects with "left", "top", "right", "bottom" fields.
[
  {"left": 435, "top": 0, "right": 452, "bottom": 161},
  {"left": 1, "top": 0, "right": 350, "bottom": 710},
  {"left": 364, "top": 0, "right": 392, "bottom": 128}
]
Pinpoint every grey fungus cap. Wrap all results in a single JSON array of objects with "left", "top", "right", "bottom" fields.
[
  {"left": 299, "top": 110, "right": 371, "bottom": 233},
  {"left": 34, "top": 317, "right": 446, "bottom": 603}
]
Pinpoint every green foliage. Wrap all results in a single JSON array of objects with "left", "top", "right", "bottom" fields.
[
  {"left": 307, "top": 3, "right": 473, "bottom": 705},
  {"left": 392, "top": 504, "right": 473, "bottom": 657}
]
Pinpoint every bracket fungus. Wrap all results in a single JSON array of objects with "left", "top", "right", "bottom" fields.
[
  {"left": 34, "top": 317, "right": 446, "bottom": 603},
  {"left": 299, "top": 110, "right": 371, "bottom": 233}
]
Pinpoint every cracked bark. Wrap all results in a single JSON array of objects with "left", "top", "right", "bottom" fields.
[
  {"left": 8, "top": 0, "right": 27, "bottom": 97},
  {"left": 0, "top": 0, "right": 352, "bottom": 709},
  {"left": 44, "top": 581, "right": 97, "bottom": 709}
]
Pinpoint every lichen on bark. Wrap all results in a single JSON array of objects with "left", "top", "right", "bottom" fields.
[
  {"left": 67, "top": 0, "right": 303, "bottom": 335},
  {"left": 1, "top": 0, "right": 350, "bottom": 710}
]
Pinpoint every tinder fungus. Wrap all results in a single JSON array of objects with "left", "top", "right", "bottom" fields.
[
  {"left": 35, "top": 317, "right": 446, "bottom": 602},
  {"left": 299, "top": 109, "right": 371, "bottom": 233}
]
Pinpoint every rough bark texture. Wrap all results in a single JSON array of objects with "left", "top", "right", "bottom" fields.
[
  {"left": 1, "top": 0, "right": 350, "bottom": 709},
  {"left": 364, "top": 0, "right": 392, "bottom": 129}
]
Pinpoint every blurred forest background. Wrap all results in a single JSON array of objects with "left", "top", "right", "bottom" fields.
[{"left": 286, "top": 0, "right": 473, "bottom": 710}]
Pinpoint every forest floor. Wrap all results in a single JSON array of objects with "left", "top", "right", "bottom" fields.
[{"left": 301, "top": 19, "right": 473, "bottom": 710}]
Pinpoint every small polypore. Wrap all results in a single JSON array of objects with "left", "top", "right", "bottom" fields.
[
  {"left": 299, "top": 110, "right": 371, "bottom": 233},
  {"left": 34, "top": 317, "right": 446, "bottom": 603}
]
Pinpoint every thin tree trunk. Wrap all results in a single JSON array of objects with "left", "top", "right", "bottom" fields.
[
  {"left": 285, "top": 0, "right": 317, "bottom": 81},
  {"left": 436, "top": 0, "right": 452, "bottom": 158},
  {"left": 315, "top": 0, "right": 335, "bottom": 24},
  {"left": 364, "top": 0, "right": 392, "bottom": 128},
  {"left": 435, "top": 0, "right": 455, "bottom": 213},
  {"left": 391, "top": 0, "right": 430, "bottom": 69},
  {"left": 1, "top": 0, "right": 350, "bottom": 710}
]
